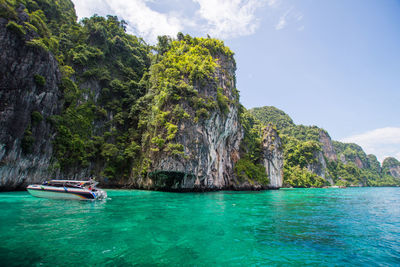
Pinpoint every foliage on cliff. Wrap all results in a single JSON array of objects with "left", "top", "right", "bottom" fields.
[
  {"left": 1, "top": 0, "right": 151, "bottom": 179},
  {"left": 249, "top": 106, "right": 294, "bottom": 130},
  {"left": 381, "top": 157, "right": 400, "bottom": 183},
  {"left": 52, "top": 14, "right": 151, "bottom": 180},
  {"left": 250, "top": 106, "right": 400, "bottom": 187},
  {"left": 2, "top": 0, "right": 248, "bottom": 184},
  {"left": 2, "top": 0, "right": 398, "bottom": 188},
  {"left": 141, "top": 35, "right": 236, "bottom": 161},
  {"left": 382, "top": 157, "right": 400, "bottom": 172},
  {"left": 235, "top": 109, "right": 268, "bottom": 185},
  {"left": 249, "top": 107, "right": 326, "bottom": 187},
  {"left": 54, "top": 14, "right": 150, "bottom": 178}
]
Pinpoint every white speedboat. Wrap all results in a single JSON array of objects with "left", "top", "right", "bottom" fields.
[{"left": 27, "top": 180, "right": 107, "bottom": 200}]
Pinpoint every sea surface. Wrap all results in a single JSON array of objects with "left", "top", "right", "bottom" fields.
[{"left": 1, "top": 187, "right": 400, "bottom": 266}]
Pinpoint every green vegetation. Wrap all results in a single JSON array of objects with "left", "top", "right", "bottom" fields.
[
  {"left": 6, "top": 20, "right": 26, "bottom": 36},
  {"left": 236, "top": 109, "right": 269, "bottom": 185},
  {"left": 333, "top": 141, "right": 368, "bottom": 167},
  {"left": 2, "top": 0, "right": 242, "bottom": 182},
  {"left": 281, "top": 136, "right": 327, "bottom": 187},
  {"left": 33, "top": 74, "right": 45, "bottom": 86},
  {"left": 327, "top": 142, "right": 399, "bottom": 186},
  {"left": 382, "top": 157, "right": 400, "bottom": 173},
  {"left": 235, "top": 158, "right": 268, "bottom": 185},
  {"left": 250, "top": 106, "right": 400, "bottom": 187},
  {"left": 51, "top": 14, "right": 150, "bottom": 177},
  {"left": 250, "top": 106, "right": 325, "bottom": 187},
  {"left": 3, "top": 1, "right": 399, "bottom": 187},
  {"left": 31, "top": 110, "right": 43, "bottom": 125},
  {"left": 21, "top": 127, "right": 34, "bottom": 154},
  {"left": 283, "top": 165, "right": 325, "bottom": 188},
  {"left": 217, "top": 87, "right": 230, "bottom": 115},
  {"left": 249, "top": 106, "right": 294, "bottom": 130},
  {"left": 2, "top": 1, "right": 150, "bottom": 178},
  {"left": 141, "top": 34, "right": 235, "bottom": 164}
]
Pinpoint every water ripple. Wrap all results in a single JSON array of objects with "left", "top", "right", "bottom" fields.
[{"left": 0, "top": 188, "right": 400, "bottom": 265}]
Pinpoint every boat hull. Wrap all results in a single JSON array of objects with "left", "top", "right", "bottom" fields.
[{"left": 27, "top": 185, "right": 105, "bottom": 200}]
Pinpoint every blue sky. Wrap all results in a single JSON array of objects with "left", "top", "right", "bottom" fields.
[{"left": 72, "top": 0, "right": 400, "bottom": 162}]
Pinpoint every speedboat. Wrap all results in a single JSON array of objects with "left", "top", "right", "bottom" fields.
[{"left": 27, "top": 180, "right": 107, "bottom": 200}]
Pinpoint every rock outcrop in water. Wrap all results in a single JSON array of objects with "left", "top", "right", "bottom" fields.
[
  {"left": 135, "top": 52, "right": 243, "bottom": 191},
  {"left": 133, "top": 41, "right": 278, "bottom": 191}
]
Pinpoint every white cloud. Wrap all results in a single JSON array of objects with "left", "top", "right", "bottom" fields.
[
  {"left": 109, "top": 0, "right": 184, "bottom": 42},
  {"left": 296, "top": 14, "right": 303, "bottom": 21},
  {"left": 341, "top": 127, "right": 400, "bottom": 162},
  {"left": 266, "top": 0, "right": 278, "bottom": 7},
  {"left": 72, "top": 0, "right": 300, "bottom": 42},
  {"left": 72, "top": 0, "right": 267, "bottom": 42},
  {"left": 274, "top": 6, "right": 303, "bottom": 31},
  {"left": 193, "top": 0, "right": 265, "bottom": 38},
  {"left": 275, "top": 14, "right": 287, "bottom": 30},
  {"left": 72, "top": 0, "right": 107, "bottom": 18},
  {"left": 72, "top": 0, "right": 184, "bottom": 42}
]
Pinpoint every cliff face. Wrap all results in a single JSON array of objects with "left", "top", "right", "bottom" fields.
[
  {"left": 0, "top": 4, "right": 286, "bottom": 192},
  {"left": 319, "top": 131, "right": 337, "bottom": 162},
  {"left": 130, "top": 37, "right": 286, "bottom": 191},
  {"left": 313, "top": 131, "right": 335, "bottom": 184},
  {"left": 367, "top": 154, "right": 381, "bottom": 174},
  {"left": 134, "top": 50, "right": 246, "bottom": 191},
  {"left": 333, "top": 141, "right": 369, "bottom": 168},
  {"left": 249, "top": 105, "right": 400, "bottom": 187},
  {"left": 307, "top": 151, "right": 326, "bottom": 177},
  {"left": 388, "top": 167, "right": 400, "bottom": 179},
  {"left": 261, "top": 125, "right": 283, "bottom": 189},
  {"left": 0, "top": 12, "right": 61, "bottom": 190},
  {"left": 382, "top": 157, "right": 400, "bottom": 179}
]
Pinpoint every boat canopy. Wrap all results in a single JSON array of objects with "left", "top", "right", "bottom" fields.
[{"left": 47, "top": 180, "right": 98, "bottom": 186}]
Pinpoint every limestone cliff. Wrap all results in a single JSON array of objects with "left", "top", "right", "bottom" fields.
[
  {"left": 261, "top": 125, "right": 283, "bottom": 189},
  {"left": 312, "top": 130, "right": 335, "bottom": 184},
  {"left": 0, "top": 2, "right": 286, "bottom": 191},
  {"left": 249, "top": 105, "right": 400, "bottom": 187},
  {"left": 0, "top": 9, "right": 61, "bottom": 190},
  {"left": 333, "top": 141, "right": 369, "bottom": 169},
  {"left": 306, "top": 151, "right": 327, "bottom": 179},
  {"left": 319, "top": 131, "right": 337, "bottom": 162},
  {"left": 129, "top": 37, "right": 286, "bottom": 191},
  {"left": 133, "top": 42, "right": 248, "bottom": 191},
  {"left": 382, "top": 157, "right": 400, "bottom": 179},
  {"left": 0, "top": 8, "right": 285, "bottom": 191}
]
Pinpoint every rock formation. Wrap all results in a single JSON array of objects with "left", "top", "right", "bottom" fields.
[
  {"left": 3, "top": 0, "right": 397, "bottom": 191},
  {"left": 0, "top": 7, "right": 285, "bottom": 192},
  {"left": 134, "top": 49, "right": 267, "bottom": 191},
  {"left": 319, "top": 131, "right": 337, "bottom": 162},
  {"left": 382, "top": 157, "right": 400, "bottom": 179},
  {"left": 261, "top": 125, "right": 283, "bottom": 189},
  {"left": 0, "top": 9, "right": 61, "bottom": 190}
]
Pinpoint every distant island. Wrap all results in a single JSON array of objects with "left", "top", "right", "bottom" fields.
[
  {"left": 249, "top": 106, "right": 400, "bottom": 187},
  {"left": 0, "top": 0, "right": 399, "bottom": 191}
]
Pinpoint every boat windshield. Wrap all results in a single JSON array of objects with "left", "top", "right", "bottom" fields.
[{"left": 44, "top": 180, "right": 97, "bottom": 188}]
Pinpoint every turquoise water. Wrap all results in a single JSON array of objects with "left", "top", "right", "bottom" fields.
[{"left": 1, "top": 188, "right": 400, "bottom": 266}]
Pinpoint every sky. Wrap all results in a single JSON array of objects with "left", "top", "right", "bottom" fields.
[{"left": 71, "top": 0, "right": 400, "bottom": 162}]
